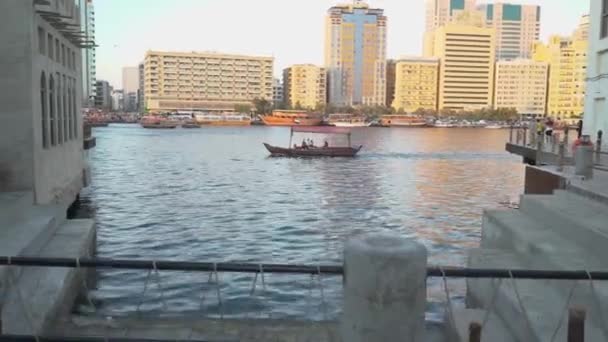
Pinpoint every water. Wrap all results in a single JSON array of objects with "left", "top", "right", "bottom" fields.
[{"left": 80, "top": 124, "right": 524, "bottom": 320}]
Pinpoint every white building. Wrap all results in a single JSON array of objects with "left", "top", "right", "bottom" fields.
[
  {"left": 138, "top": 62, "right": 145, "bottom": 112},
  {"left": 272, "top": 78, "right": 284, "bottom": 106},
  {"left": 78, "top": 0, "right": 95, "bottom": 107},
  {"left": 584, "top": 3, "right": 607, "bottom": 141},
  {"left": 0, "top": 0, "right": 89, "bottom": 205},
  {"left": 112, "top": 89, "right": 124, "bottom": 112},
  {"left": 494, "top": 59, "right": 548, "bottom": 116}
]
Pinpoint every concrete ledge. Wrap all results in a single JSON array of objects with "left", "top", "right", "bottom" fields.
[{"left": 1, "top": 219, "right": 96, "bottom": 334}]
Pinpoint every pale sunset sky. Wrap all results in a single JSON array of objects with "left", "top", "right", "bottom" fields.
[{"left": 95, "top": 0, "right": 590, "bottom": 88}]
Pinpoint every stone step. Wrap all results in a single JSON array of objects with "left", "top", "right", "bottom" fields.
[
  {"left": 518, "top": 194, "right": 608, "bottom": 257},
  {"left": 481, "top": 209, "right": 599, "bottom": 268},
  {"left": 1, "top": 219, "right": 96, "bottom": 334},
  {"left": 467, "top": 248, "right": 607, "bottom": 342},
  {"left": 446, "top": 308, "right": 515, "bottom": 342}
]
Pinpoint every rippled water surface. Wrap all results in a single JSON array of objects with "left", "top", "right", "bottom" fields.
[{"left": 81, "top": 124, "right": 524, "bottom": 320}]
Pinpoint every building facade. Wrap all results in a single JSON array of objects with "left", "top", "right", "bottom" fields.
[
  {"left": 494, "top": 59, "right": 548, "bottom": 115},
  {"left": 325, "top": 1, "right": 386, "bottom": 106},
  {"left": 138, "top": 62, "right": 144, "bottom": 112},
  {"left": 385, "top": 59, "right": 396, "bottom": 108},
  {"left": 0, "top": 0, "right": 87, "bottom": 204},
  {"left": 425, "top": 0, "right": 477, "bottom": 32},
  {"left": 78, "top": 0, "right": 95, "bottom": 107},
  {"left": 111, "top": 89, "right": 124, "bottom": 112},
  {"left": 533, "top": 17, "right": 589, "bottom": 118},
  {"left": 94, "top": 80, "right": 112, "bottom": 110},
  {"left": 391, "top": 57, "right": 439, "bottom": 113},
  {"left": 431, "top": 23, "right": 495, "bottom": 112},
  {"left": 143, "top": 51, "right": 273, "bottom": 113},
  {"left": 272, "top": 78, "right": 284, "bottom": 107},
  {"left": 584, "top": 4, "right": 607, "bottom": 139},
  {"left": 282, "top": 64, "right": 327, "bottom": 110},
  {"left": 477, "top": 3, "right": 540, "bottom": 60}
]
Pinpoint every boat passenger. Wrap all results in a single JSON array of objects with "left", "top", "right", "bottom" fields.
[
  {"left": 324, "top": 141, "right": 329, "bottom": 148},
  {"left": 309, "top": 139, "right": 315, "bottom": 148},
  {"left": 301, "top": 139, "right": 308, "bottom": 149}
]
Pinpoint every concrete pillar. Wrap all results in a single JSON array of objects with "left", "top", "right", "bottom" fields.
[
  {"left": 342, "top": 233, "right": 427, "bottom": 342},
  {"left": 575, "top": 145, "right": 594, "bottom": 179}
]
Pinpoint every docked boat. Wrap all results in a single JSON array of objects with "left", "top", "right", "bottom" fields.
[
  {"left": 327, "top": 114, "right": 370, "bottom": 127},
  {"left": 485, "top": 123, "right": 505, "bottom": 129},
  {"left": 140, "top": 116, "right": 178, "bottom": 129},
  {"left": 194, "top": 113, "right": 251, "bottom": 126},
  {"left": 433, "top": 120, "right": 456, "bottom": 128},
  {"left": 261, "top": 110, "right": 323, "bottom": 126},
  {"left": 263, "top": 126, "right": 362, "bottom": 157},
  {"left": 380, "top": 115, "right": 427, "bottom": 127},
  {"left": 181, "top": 122, "right": 200, "bottom": 128}
]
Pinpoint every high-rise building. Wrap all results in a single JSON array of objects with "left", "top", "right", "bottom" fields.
[
  {"left": 112, "top": 89, "right": 124, "bottom": 112},
  {"left": 78, "top": 0, "right": 96, "bottom": 107},
  {"left": 494, "top": 59, "right": 548, "bottom": 115},
  {"left": 94, "top": 80, "right": 112, "bottom": 111},
  {"left": 138, "top": 62, "right": 145, "bottom": 112},
  {"left": 476, "top": 3, "right": 540, "bottom": 60},
  {"left": 430, "top": 23, "right": 495, "bottom": 111},
  {"left": 385, "top": 59, "right": 397, "bottom": 108},
  {"left": 122, "top": 66, "right": 139, "bottom": 112},
  {"left": 425, "top": 0, "right": 477, "bottom": 32},
  {"left": 533, "top": 16, "right": 589, "bottom": 118},
  {"left": 391, "top": 57, "right": 439, "bottom": 113},
  {"left": 272, "top": 78, "right": 284, "bottom": 106},
  {"left": 144, "top": 51, "right": 273, "bottom": 113},
  {"left": 283, "top": 64, "right": 327, "bottom": 110},
  {"left": 325, "top": 1, "right": 387, "bottom": 106},
  {"left": 583, "top": 3, "right": 606, "bottom": 137}
]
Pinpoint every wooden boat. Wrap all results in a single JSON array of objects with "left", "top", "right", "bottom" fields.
[
  {"left": 261, "top": 110, "right": 323, "bottom": 126},
  {"left": 181, "top": 122, "right": 200, "bottom": 128},
  {"left": 140, "top": 116, "right": 178, "bottom": 129},
  {"left": 380, "top": 115, "right": 428, "bottom": 127},
  {"left": 263, "top": 126, "right": 362, "bottom": 157},
  {"left": 327, "top": 113, "right": 370, "bottom": 127}
]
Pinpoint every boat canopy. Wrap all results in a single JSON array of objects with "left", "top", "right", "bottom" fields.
[{"left": 291, "top": 126, "right": 351, "bottom": 135}]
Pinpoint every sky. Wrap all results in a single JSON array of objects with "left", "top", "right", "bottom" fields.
[{"left": 95, "top": 0, "right": 590, "bottom": 88}]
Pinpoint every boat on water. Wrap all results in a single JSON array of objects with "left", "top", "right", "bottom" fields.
[
  {"left": 433, "top": 120, "right": 456, "bottom": 128},
  {"left": 380, "top": 115, "right": 428, "bottom": 127},
  {"left": 485, "top": 124, "right": 504, "bottom": 129},
  {"left": 263, "top": 126, "right": 362, "bottom": 157},
  {"left": 140, "top": 116, "right": 178, "bottom": 129},
  {"left": 194, "top": 113, "right": 251, "bottom": 126},
  {"left": 181, "top": 122, "right": 200, "bottom": 128},
  {"left": 327, "top": 113, "right": 370, "bottom": 127},
  {"left": 261, "top": 110, "right": 323, "bottom": 126}
]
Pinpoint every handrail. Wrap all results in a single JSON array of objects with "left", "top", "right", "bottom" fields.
[{"left": 2, "top": 256, "right": 608, "bottom": 280}]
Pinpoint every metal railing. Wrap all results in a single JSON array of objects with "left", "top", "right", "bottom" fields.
[{"left": 2, "top": 256, "right": 607, "bottom": 342}]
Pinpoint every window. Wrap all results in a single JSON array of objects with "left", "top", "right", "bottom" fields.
[
  {"left": 602, "top": 0, "right": 608, "bottom": 38},
  {"left": 71, "top": 51, "right": 76, "bottom": 70},
  {"left": 47, "top": 34, "right": 53, "bottom": 59},
  {"left": 57, "top": 74, "right": 63, "bottom": 144},
  {"left": 49, "top": 76, "right": 56, "bottom": 146},
  {"left": 55, "top": 39, "right": 60, "bottom": 62},
  {"left": 72, "top": 79, "right": 78, "bottom": 139},
  {"left": 61, "top": 44, "right": 65, "bottom": 67},
  {"left": 67, "top": 80, "right": 72, "bottom": 140},
  {"left": 38, "top": 27, "right": 45, "bottom": 55},
  {"left": 63, "top": 75, "right": 68, "bottom": 142},
  {"left": 40, "top": 72, "right": 48, "bottom": 148}
]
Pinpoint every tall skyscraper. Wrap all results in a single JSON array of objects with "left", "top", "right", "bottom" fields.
[
  {"left": 144, "top": 51, "right": 273, "bottom": 113},
  {"left": 78, "top": 0, "right": 96, "bottom": 107},
  {"left": 122, "top": 66, "right": 139, "bottom": 112},
  {"left": 494, "top": 59, "right": 548, "bottom": 115},
  {"left": 477, "top": 3, "right": 540, "bottom": 60},
  {"left": 430, "top": 23, "right": 496, "bottom": 111},
  {"left": 138, "top": 62, "right": 145, "bottom": 112},
  {"left": 272, "top": 78, "right": 284, "bottom": 107},
  {"left": 392, "top": 57, "right": 439, "bottom": 113},
  {"left": 283, "top": 64, "right": 327, "bottom": 110},
  {"left": 425, "top": 0, "right": 477, "bottom": 32},
  {"left": 325, "top": 1, "right": 387, "bottom": 106}
]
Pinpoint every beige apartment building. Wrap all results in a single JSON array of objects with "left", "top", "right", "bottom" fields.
[
  {"left": 282, "top": 64, "right": 326, "bottom": 110},
  {"left": 391, "top": 57, "right": 439, "bottom": 113},
  {"left": 429, "top": 23, "right": 495, "bottom": 111},
  {"left": 144, "top": 51, "right": 273, "bottom": 113},
  {"left": 494, "top": 59, "right": 548, "bottom": 115},
  {"left": 533, "top": 16, "right": 589, "bottom": 118}
]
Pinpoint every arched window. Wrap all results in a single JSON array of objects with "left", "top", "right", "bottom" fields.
[
  {"left": 72, "top": 78, "right": 78, "bottom": 139},
  {"left": 40, "top": 72, "right": 49, "bottom": 148},
  {"left": 63, "top": 75, "right": 68, "bottom": 142},
  {"left": 49, "top": 75, "right": 56, "bottom": 146},
  {"left": 56, "top": 75, "right": 63, "bottom": 144}
]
